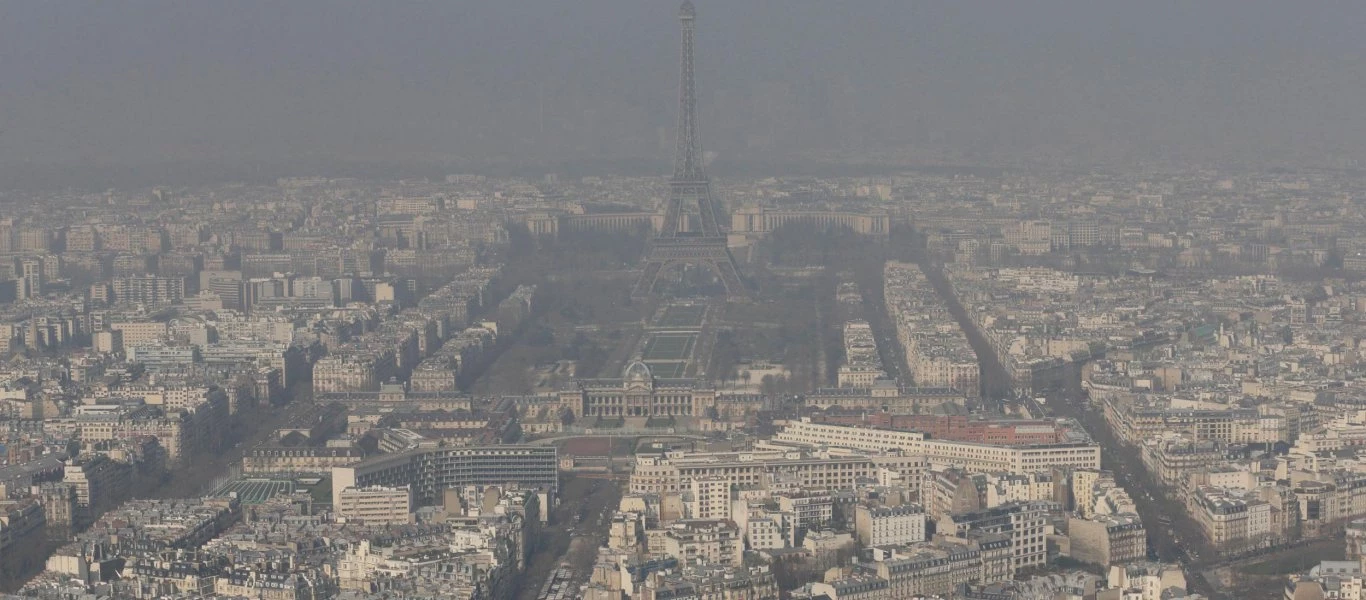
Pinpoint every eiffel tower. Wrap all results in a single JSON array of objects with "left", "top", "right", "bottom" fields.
[{"left": 632, "top": 0, "right": 750, "bottom": 300}]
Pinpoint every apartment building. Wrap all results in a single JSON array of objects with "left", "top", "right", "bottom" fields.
[
  {"left": 1188, "top": 486, "right": 1278, "bottom": 551},
  {"left": 0, "top": 498, "right": 46, "bottom": 569},
  {"left": 855, "top": 504, "right": 926, "bottom": 547},
  {"left": 874, "top": 544, "right": 983, "bottom": 598},
  {"left": 660, "top": 519, "right": 744, "bottom": 567},
  {"left": 776, "top": 493, "right": 835, "bottom": 545},
  {"left": 940, "top": 501, "right": 1054, "bottom": 571},
  {"left": 336, "top": 485, "right": 413, "bottom": 526},
  {"left": 812, "top": 412, "right": 1063, "bottom": 446},
  {"left": 804, "top": 385, "right": 961, "bottom": 414},
  {"left": 109, "top": 321, "right": 168, "bottom": 348},
  {"left": 628, "top": 449, "right": 875, "bottom": 495},
  {"left": 1068, "top": 514, "right": 1147, "bottom": 566},
  {"left": 1141, "top": 437, "right": 1226, "bottom": 487},
  {"left": 312, "top": 354, "right": 388, "bottom": 393},
  {"left": 809, "top": 575, "right": 890, "bottom": 600},
  {"left": 775, "top": 421, "right": 1100, "bottom": 475},
  {"left": 331, "top": 445, "right": 557, "bottom": 507},
  {"left": 1103, "top": 395, "right": 1308, "bottom": 447},
  {"left": 111, "top": 275, "right": 185, "bottom": 306},
  {"left": 638, "top": 564, "right": 778, "bottom": 600},
  {"left": 687, "top": 477, "right": 731, "bottom": 521},
  {"left": 64, "top": 455, "right": 132, "bottom": 528},
  {"left": 927, "top": 468, "right": 987, "bottom": 520}
]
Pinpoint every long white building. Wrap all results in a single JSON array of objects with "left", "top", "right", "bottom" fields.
[
  {"left": 774, "top": 420, "right": 1100, "bottom": 474},
  {"left": 629, "top": 447, "right": 927, "bottom": 496}
]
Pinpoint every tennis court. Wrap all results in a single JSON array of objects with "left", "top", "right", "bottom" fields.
[
  {"left": 658, "top": 304, "right": 707, "bottom": 328},
  {"left": 643, "top": 333, "right": 697, "bottom": 361}
]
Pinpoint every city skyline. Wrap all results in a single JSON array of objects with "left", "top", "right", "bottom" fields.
[
  {"left": 2, "top": 1, "right": 1366, "bottom": 188},
  {"left": 1, "top": 3, "right": 1365, "bottom": 600}
]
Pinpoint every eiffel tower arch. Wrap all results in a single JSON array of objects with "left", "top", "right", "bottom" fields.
[{"left": 633, "top": 1, "right": 750, "bottom": 301}]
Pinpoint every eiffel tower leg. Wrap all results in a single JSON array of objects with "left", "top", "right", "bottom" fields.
[
  {"left": 633, "top": 260, "right": 665, "bottom": 298},
  {"left": 696, "top": 252, "right": 749, "bottom": 300},
  {"left": 710, "top": 259, "right": 743, "bottom": 296},
  {"left": 696, "top": 197, "right": 720, "bottom": 236}
]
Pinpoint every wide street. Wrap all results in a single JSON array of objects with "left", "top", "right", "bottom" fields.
[
  {"left": 1040, "top": 366, "right": 1219, "bottom": 596},
  {"left": 921, "top": 258, "right": 1225, "bottom": 595},
  {"left": 515, "top": 474, "right": 622, "bottom": 600}
]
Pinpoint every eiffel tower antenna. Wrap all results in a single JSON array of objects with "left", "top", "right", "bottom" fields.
[{"left": 674, "top": 0, "right": 702, "bottom": 182}]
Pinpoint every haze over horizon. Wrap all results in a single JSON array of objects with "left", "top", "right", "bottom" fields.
[{"left": 3, "top": 0, "right": 1366, "bottom": 184}]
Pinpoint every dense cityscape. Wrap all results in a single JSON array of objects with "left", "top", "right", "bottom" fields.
[{"left": 3, "top": 3, "right": 1366, "bottom": 600}]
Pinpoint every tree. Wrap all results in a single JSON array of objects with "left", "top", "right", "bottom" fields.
[
  {"left": 827, "top": 504, "right": 851, "bottom": 531},
  {"left": 527, "top": 326, "right": 555, "bottom": 346},
  {"left": 560, "top": 407, "right": 576, "bottom": 427},
  {"left": 560, "top": 305, "right": 581, "bottom": 322},
  {"left": 760, "top": 374, "right": 778, "bottom": 396},
  {"left": 502, "top": 422, "right": 523, "bottom": 444},
  {"left": 710, "top": 331, "right": 742, "bottom": 382},
  {"left": 769, "top": 555, "right": 815, "bottom": 592}
]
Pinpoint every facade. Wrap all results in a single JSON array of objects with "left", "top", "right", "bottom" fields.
[
  {"left": 331, "top": 445, "right": 558, "bottom": 506},
  {"left": 1103, "top": 397, "right": 1299, "bottom": 447},
  {"left": 111, "top": 275, "right": 185, "bottom": 306},
  {"left": 1141, "top": 438, "right": 1226, "bottom": 487},
  {"left": 336, "top": 485, "right": 413, "bottom": 526},
  {"left": 410, "top": 358, "right": 459, "bottom": 392},
  {"left": 312, "top": 353, "right": 389, "bottom": 393},
  {"left": 908, "top": 348, "right": 982, "bottom": 396},
  {"left": 109, "top": 321, "right": 168, "bottom": 348},
  {"left": 46, "top": 399, "right": 227, "bottom": 465},
  {"left": 32, "top": 482, "right": 76, "bottom": 536},
  {"left": 812, "top": 413, "right": 1063, "bottom": 445},
  {"left": 838, "top": 320, "right": 887, "bottom": 388},
  {"left": 1068, "top": 514, "right": 1147, "bottom": 566},
  {"left": 777, "top": 493, "right": 836, "bottom": 544},
  {"left": 1188, "top": 486, "right": 1277, "bottom": 551},
  {"left": 1348, "top": 518, "right": 1366, "bottom": 561},
  {"left": 745, "top": 517, "right": 786, "bottom": 550},
  {"left": 64, "top": 456, "right": 132, "bottom": 527},
  {"left": 688, "top": 477, "right": 731, "bottom": 521},
  {"left": 941, "top": 501, "right": 1054, "bottom": 571},
  {"left": 775, "top": 421, "right": 1101, "bottom": 474},
  {"left": 560, "top": 212, "right": 662, "bottom": 235},
  {"left": 638, "top": 565, "right": 778, "bottom": 600},
  {"left": 874, "top": 544, "right": 983, "bottom": 598},
  {"left": 242, "top": 445, "right": 364, "bottom": 476},
  {"left": 809, "top": 575, "right": 890, "bottom": 600},
  {"left": 854, "top": 504, "right": 926, "bottom": 547},
  {"left": 0, "top": 498, "right": 47, "bottom": 584},
  {"left": 927, "top": 468, "right": 987, "bottom": 520},
  {"left": 660, "top": 520, "right": 744, "bottom": 567},
  {"left": 730, "top": 207, "right": 891, "bottom": 238},
  {"left": 630, "top": 449, "right": 876, "bottom": 496},
  {"left": 805, "top": 386, "right": 962, "bottom": 414},
  {"left": 559, "top": 362, "right": 715, "bottom": 419}
]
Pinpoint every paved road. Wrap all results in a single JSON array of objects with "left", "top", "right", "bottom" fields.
[
  {"left": 515, "top": 475, "right": 622, "bottom": 600},
  {"left": 916, "top": 260, "right": 1012, "bottom": 398},
  {"left": 1040, "top": 368, "right": 1221, "bottom": 597},
  {"left": 919, "top": 257, "right": 1224, "bottom": 596}
]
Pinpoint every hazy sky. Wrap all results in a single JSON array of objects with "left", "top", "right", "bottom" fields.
[{"left": 3, "top": 0, "right": 1365, "bottom": 178}]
